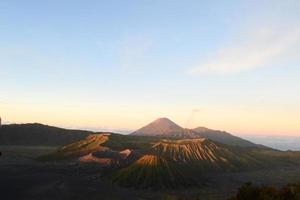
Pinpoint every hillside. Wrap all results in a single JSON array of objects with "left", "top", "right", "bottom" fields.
[
  {"left": 0, "top": 123, "right": 93, "bottom": 146},
  {"left": 192, "top": 127, "right": 260, "bottom": 147},
  {"left": 112, "top": 138, "right": 300, "bottom": 188},
  {"left": 112, "top": 154, "right": 194, "bottom": 188},
  {"left": 112, "top": 139, "right": 235, "bottom": 188},
  {"left": 39, "top": 133, "right": 142, "bottom": 167},
  {"left": 39, "top": 134, "right": 110, "bottom": 160},
  {"left": 39, "top": 132, "right": 300, "bottom": 189},
  {"left": 151, "top": 139, "right": 233, "bottom": 165}
]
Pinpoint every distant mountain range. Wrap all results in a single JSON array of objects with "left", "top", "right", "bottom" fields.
[
  {"left": 0, "top": 118, "right": 262, "bottom": 148},
  {"left": 3, "top": 118, "right": 299, "bottom": 189},
  {"left": 131, "top": 117, "right": 262, "bottom": 148}
]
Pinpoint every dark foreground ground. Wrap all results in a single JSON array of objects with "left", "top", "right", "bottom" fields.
[{"left": 1, "top": 146, "right": 300, "bottom": 200}]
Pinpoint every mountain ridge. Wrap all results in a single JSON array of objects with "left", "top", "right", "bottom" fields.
[
  {"left": 131, "top": 117, "right": 262, "bottom": 148},
  {"left": 1, "top": 119, "right": 264, "bottom": 148},
  {"left": 0, "top": 123, "right": 94, "bottom": 146}
]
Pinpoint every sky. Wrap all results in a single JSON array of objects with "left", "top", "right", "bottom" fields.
[{"left": 0, "top": 0, "right": 300, "bottom": 136}]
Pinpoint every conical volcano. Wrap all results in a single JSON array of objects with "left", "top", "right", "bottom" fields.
[
  {"left": 130, "top": 118, "right": 264, "bottom": 147},
  {"left": 131, "top": 118, "right": 185, "bottom": 137}
]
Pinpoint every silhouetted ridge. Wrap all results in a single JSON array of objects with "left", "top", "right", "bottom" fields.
[{"left": 0, "top": 123, "right": 93, "bottom": 146}]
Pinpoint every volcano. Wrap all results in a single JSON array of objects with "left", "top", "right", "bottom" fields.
[
  {"left": 131, "top": 118, "right": 186, "bottom": 137},
  {"left": 40, "top": 132, "right": 300, "bottom": 189},
  {"left": 130, "top": 117, "right": 262, "bottom": 147}
]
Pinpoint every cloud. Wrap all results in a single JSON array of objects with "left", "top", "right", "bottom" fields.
[{"left": 189, "top": 28, "right": 300, "bottom": 75}]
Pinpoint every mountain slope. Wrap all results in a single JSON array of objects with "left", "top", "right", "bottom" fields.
[
  {"left": 0, "top": 123, "right": 93, "bottom": 146},
  {"left": 112, "top": 138, "right": 300, "bottom": 188},
  {"left": 151, "top": 139, "right": 232, "bottom": 165},
  {"left": 111, "top": 138, "right": 253, "bottom": 188},
  {"left": 39, "top": 134, "right": 110, "bottom": 160},
  {"left": 112, "top": 154, "right": 195, "bottom": 188},
  {"left": 37, "top": 131, "right": 300, "bottom": 189},
  {"left": 39, "top": 133, "right": 142, "bottom": 166},
  {"left": 192, "top": 127, "right": 260, "bottom": 147}
]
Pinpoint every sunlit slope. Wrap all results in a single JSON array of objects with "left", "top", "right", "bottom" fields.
[
  {"left": 150, "top": 139, "right": 275, "bottom": 170},
  {"left": 112, "top": 138, "right": 300, "bottom": 188},
  {"left": 39, "top": 134, "right": 109, "bottom": 160},
  {"left": 112, "top": 139, "right": 252, "bottom": 188},
  {"left": 38, "top": 132, "right": 300, "bottom": 189},
  {"left": 112, "top": 154, "right": 195, "bottom": 188},
  {"left": 38, "top": 133, "right": 158, "bottom": 161},
  {"left": 152, "top": 139, "right": 232, "bottom": 167}
]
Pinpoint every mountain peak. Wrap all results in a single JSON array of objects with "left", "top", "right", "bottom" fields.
[
  {"left": 131, "top": 117, "right": 184, "bottom": 136},
  {"left": 153, "top": 117, "right": 177, "bottom": 124},
  {"left": 154, "top": 117, "right": 170, "bottom": 121}
]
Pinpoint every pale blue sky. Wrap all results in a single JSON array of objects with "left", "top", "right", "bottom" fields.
[{"left": 1, "top": 0, "right": 300, "bottom": 136}]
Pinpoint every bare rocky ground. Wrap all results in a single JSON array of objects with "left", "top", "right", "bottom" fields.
[{"left": 1, "top": 146, "right": 300, "bottom": 200}]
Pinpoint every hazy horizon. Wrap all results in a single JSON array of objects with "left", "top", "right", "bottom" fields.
[
  {"left": 2, "top": 118, "right": 300, "bottom": 137},
  {"left": 3, "top": 118, "right": 300, "bottom": 151},
  {"left": 1, "top": 0, "right": 300, "bottom": 136}
]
